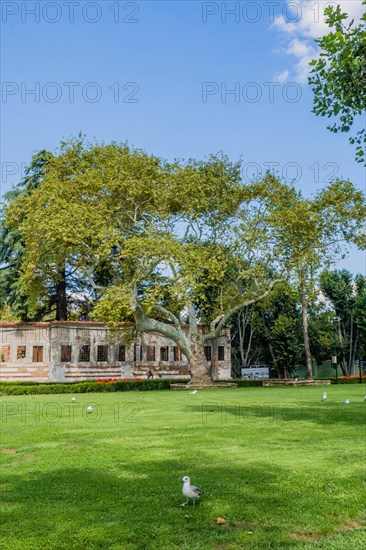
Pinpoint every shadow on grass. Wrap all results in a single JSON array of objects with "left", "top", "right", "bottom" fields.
[
  {"left": 1, "top": 457, "right": 364, "bottom": 549},
  {"left": 185, "top": 399, "right": 366, "bottom": 428}
]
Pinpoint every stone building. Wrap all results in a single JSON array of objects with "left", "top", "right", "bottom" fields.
[{"left": 0, "top": 322, "right": 231, "bottom": 382}]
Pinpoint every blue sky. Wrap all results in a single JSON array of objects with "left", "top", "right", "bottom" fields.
[{"left": 1, "top": 1, "right": 365, "bottom": 273}]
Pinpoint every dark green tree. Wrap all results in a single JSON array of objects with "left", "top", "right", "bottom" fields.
[
  {"left": 1, "top": 139, "right": 96, "bottom": 321},
  {"left": 307, "top": 303, "right": 334, "bottom": 375},
  {"left": 0, "top": 150, "right": 53, "bottom": 320},
  {"left": 231, "top": 282, "right": 303, "bottom": 378},
  {"left": 319, "top": 269, "right": 366, "bottom": 375}
]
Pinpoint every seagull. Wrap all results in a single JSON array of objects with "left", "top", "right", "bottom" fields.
[
  {"left": 188, "top": 390, "right": 197, "bottom": 396},
  {"left": 343, "top": 399, "right": 350, "bottom": 404},
  {"left": 181, "top": 476, "right": 204, "bottom": 507},
  {"left": 86, "top": 405, "right": 94, "bottom": 413},
  {"left": 321, "top": 392, "right": 327, "bottom": 401}
]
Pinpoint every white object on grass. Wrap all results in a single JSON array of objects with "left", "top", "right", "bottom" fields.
[
  {"left": 188, "top": 390, "right": 197, "bottom": 396},
  {"left": 321, "top": 392, "right": 327, "bottom": 401},
  {"left": 363, "top": 395, "right": 366, "bottom": 401},
  {"left": 86, "top": 405, "right": 94, "bottom": 413},
  {"left": 343, "top": 399, "right": 350, "bottom": 404},
  {"left": 71, "top": 397, "right": 76, "bottom": 402},
  {"left": 181, "top": 476, "right": 204, "bottom": 507}
]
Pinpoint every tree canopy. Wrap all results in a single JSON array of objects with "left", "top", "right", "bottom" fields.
[
  {"left": 309, "top": 1, "right": 366, "bottom": 163},
  {"left": 320, "top": 269, "right": 366, "bottom": 374},
  {"left": 252, "top": 176, "right": 366, "bottom": 377},
  {"left": 0, "top": 150, "right": 54, "bottom": 320},
  {"left": 4, "top": 139, "right": 287, "bottom": 383},
  {"left": 3, "top": 139, "right": 366, "bottom": 382}
]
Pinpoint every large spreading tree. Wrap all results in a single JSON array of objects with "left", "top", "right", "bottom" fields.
[
  {"left": 4, "top": 141, "right": 365, "bottom": 382},
  {"left": 5, "top": 140, "right": 287, "bottom": 385}
]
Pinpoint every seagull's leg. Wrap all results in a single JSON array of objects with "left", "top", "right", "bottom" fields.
[
  {"left": 180, "top": 500, "right": 188, "bottom": 507},
  {"left": 193, "top": 500, "right": 195, "bottom": 508}
]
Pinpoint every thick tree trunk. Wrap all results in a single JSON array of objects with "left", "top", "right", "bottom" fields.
[
  {"left": 55, "top": 268, "right": 67, "bottom": 321},
  {"left": 300, "top": 288, "right": 313, "bottom": 379},
  {"left": 188, "top": 347, "right": 212, "bottom": 386},
  {"left": 132, "top": 303, "right": 213, "bottom": 384}
]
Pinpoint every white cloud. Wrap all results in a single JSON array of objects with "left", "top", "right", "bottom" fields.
[
  {"left": 284, "top": 38, "right": 317, "bottom": 83},
  {"left": 273, "top": 1, "right": 364, "bottom": 39},
  {"left": 286, "top": 38, "right": 313, "bottom": 58},
  {"left": 272, "top": 1, "right": 365, "bottom": 83},
  {"left": 293, "top": 52, "right": 316, "bottom": 84},
  {"left": 274, "top": 69, "right": 290, "bottom": 83}
]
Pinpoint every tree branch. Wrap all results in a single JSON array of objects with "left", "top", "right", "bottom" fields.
[
  {"left": 132, "top": 303, "right": 191, "bottom": 358},
  {"left": 210, "top": 313, "right": 224, "bottom": 331},
  {"left": 152, "top": 305, "right": 181, "bottom": 327},
  {"left": 204, "top": 277, "right": 284, "bottom": 342}
]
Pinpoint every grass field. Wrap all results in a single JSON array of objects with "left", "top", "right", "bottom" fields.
[{"left": 0, "top": 385, "right": 365, "bottom": 549}]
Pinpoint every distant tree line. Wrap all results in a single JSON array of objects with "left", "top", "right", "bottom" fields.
[{"left": 231, "top": 272, "right": 366, "bottom": 378}]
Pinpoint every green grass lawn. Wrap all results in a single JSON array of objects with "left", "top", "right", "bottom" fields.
[{"left": 1, "top": 385, "right": 365, "bottom": 549}]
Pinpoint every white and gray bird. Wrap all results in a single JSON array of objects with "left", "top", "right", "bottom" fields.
[
  {"left": 343, "top": 399, "right": 350, "bottom": 404},
  {"left": 86, "top": 405, "right": 94, "bottom": 413},
  {"left": 188, "top": 390, "right": 197, "bottom": 396},
  {"left": 181, "top": 476, "right": 204, "bottom": 507},
  {"left": 321, "top": 392, "right": 327, "bottom": 401}
]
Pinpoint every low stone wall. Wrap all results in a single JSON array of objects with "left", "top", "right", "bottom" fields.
[
  {"left": 64, "top": 364, "right": 124, "bottom": 382},
  {"left": 262, "top": 379, "right": 332, "bottom": 387},
  {"left": 171, "top": 382, "right": 238, "bottom": 389},
  {"left": 133, "top": 363, "right": 190, "bottom": 380},
  {"left": 0, "top": 363, "right": 48, "bottom": 382}
]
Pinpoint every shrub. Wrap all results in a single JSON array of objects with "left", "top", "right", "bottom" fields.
[
  {"left": 0, "top": 378, "right": 190, "bottom": 396},
  {"left": 315, "top": 376, "right": 366, "bottom": 384}
]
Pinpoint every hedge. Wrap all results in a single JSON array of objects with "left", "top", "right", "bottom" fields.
[
  {"left": 225, "top": 377, "right": 366, "bottom": 386},
  {"left": 0, "top": 378, "right": 264, "bottom": 395},
  {"left": 1, "top": 376, "right": 363, "bottom": 396},
  {"left": 0, "top": 379, "right": 188, "bottom": 396},
  {"left": 319, "top": 377, "right": 366, "bottom": 385}
]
